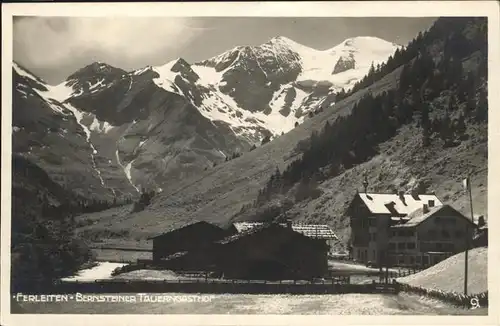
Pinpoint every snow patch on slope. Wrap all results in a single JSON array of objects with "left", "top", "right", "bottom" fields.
[
  {"left": 191, "top": 65, "right": 227, "bottom": 85},
  {"left": 196, "top": 86, "right": 303, "bottom": 138},
  {"left": 64, "top": 104, "right": 111, "bottom": 193},
  {"left": 115, "top": 150, "right": 140, "bottom": 193},
  {"left": 152, "top": 60, "right": 183, "bottom": 95},
  {"left": 44, "top": 81, "right": 76, "bottom": 102},
  {"left": 89, "top": 116, "right": 115, "bottom": 133}
]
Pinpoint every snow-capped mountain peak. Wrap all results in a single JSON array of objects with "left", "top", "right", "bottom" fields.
[
  {"left": 66, "top": 62, "right": 126, "bottom": 81},
  {"left": 335, "top": 36, "right": 400, "bottom": 52},
  {"left": 14, "top": 35, "right": 400, "bottom": 143}
]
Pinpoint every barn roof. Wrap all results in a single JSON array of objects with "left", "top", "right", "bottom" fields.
[
  {"left": 217, "top": 222, "right": 273, "bottom": 244},
  {"left": 147, "top": 220, "right": 222, "bottom": 240},
  {"left": 232, "top": 222, "right": 338, "bottom": 240},
  {"left": 357, "top": 192, "right": 442, "bottom": 215},
  {"left": 392, "top": 204, "right": 473, "bottom": 228},
  {"left": 233, "top": 221, "right": 263, "bottom": 233},
  {"left": 160, "top": 251, "right": 188, "bottom": 261},
  {"left": 288, "top": 224, "right": 338, "bottom": 240}
]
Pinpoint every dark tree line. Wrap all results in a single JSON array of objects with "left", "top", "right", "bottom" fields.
[
  {"left": 225, "top": 152, "right": 243, "bottom": 162},
  {"left": 38, "top": 192, "right": 135, "bottom": 220},
  {"left": 336, "top": 17, "right": 487, "bottom": 102},
  {"left": 11, "top": 155, "right": 94, "bottom": 292},
  {"left": 131, "top": 187, "right": 157, "bottom": 212},
  {"left": 251, "top": 17, "right": 487, "bottom": 209}
]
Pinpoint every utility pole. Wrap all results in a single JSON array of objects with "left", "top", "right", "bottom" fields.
[{"left": 463, "top": 176, "right": 474, "bottom": 295}]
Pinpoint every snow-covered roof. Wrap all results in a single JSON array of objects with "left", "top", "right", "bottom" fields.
[
  {"left": 232, "top": 222, "right": 338, "bottom": 240},
  {"left": 358, "top": 192, "right": 442, "bottom": 215},
  {"left": 392, "top": 204, "right": 473, "bottom": 228},
  {"left": 392, "top": 206, "right": 444, "bottom": 228}
]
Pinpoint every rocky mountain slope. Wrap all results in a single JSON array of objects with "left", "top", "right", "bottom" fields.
[
  {"left": 12, "top": 36, "right": 399, "bottom": 200},
  {"left": 73, "top": 17, "right": 487, "bottom": 248}
]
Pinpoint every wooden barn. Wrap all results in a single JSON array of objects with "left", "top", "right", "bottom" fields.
[
  {"left": 233, "top": 221, "right": 339, "bottom": 252},
  {"left": 148, "top": 221, "right": 234, "bottom": 262},
  {"left": 213, "top": 222, "right": 329, "bottom": 280}
]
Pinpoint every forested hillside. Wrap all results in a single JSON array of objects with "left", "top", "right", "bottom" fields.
[{"left": 11, "top": 155, "right": 95, "bottom": 291}]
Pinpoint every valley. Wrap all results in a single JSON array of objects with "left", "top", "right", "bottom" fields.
[{"left": 10, "top": 17, "right": 488, "bottom": 299}]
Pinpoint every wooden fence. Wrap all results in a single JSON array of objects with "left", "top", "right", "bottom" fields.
[{"left": 47, "top": 277, "right": 398, "bottom": 295}]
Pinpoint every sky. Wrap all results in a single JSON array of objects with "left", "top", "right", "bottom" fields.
[{"left": 13, "top": 17, "right": 437, "bottom": 85}]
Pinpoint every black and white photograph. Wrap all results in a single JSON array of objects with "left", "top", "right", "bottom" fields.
[{"left": 1, "top": 1, "right": 498, "bottom": 324}]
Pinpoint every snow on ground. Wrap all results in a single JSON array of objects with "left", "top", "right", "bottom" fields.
[
  {"left": 61, "top": 262, "right": 127, "bottom": 282},
  {"left": 13, "top": 62, "right": 38, "bottom": 81},
  {"left": 152, "top": 59, "right": 183, "bottom": 95},
  {"left": 328, "top": 260, "right": 398, "bottom": 273},
  {"left": 116, "top": 150, "right": 140, "bottom": 193},
  {"left": 88, "top": 78, "right": 106, "bottom": 93},
  {"left": 44, "top": 81, "right": 75, "bottom": 102},
  {"left": 63, "top": 104, "right": 109, "bottom": 187},
  {"left": 64, "top": 104, "right": 91, "bottom": 140},
  {"left": 89, "top": 115, "right": 115, "bottom": 133},
  {"left": 398, "top": 247, "right": 488, "bottom": 295},
  {"left": 113, "top": 269, "right": 183, "bottom": 281},
  {"left": 191, "top": 65, "right": 227, "bottom": 85},
  {"left": 295, "top": 36, "right": 400, "bottom": 89},
  {"left": 15, "top": 292, "right": 482, "bottom": 315},
  {"left": 197, "top": 84, "right": 307, "bottom": 138},
  {"left": 132, "top": 66, "right": 152, "bottom": 76},
  {"left": 124, "top": 160, "right": 138, "bottom": 190}
]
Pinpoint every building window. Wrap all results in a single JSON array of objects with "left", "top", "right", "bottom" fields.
[
  {"left": 416, "top": 255, "right": 422, "bottom": 264},
  {"left": 398, "top": 243, "right": 406, "bottom": 250},
  {"left": 389, "top": 243, "right": 396, "bottom": 250},
  {"left": 407, "top": 243, "right": 416, "bottom": 249},
  {"left": 371, "top": 233, "right": 377, "bottom": 241},
  {"left": 410, "top": 256, "right": 415, "bottom": 265}
]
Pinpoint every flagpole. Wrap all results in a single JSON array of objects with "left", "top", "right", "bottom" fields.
[{"left": 464, "top": 176, "right": 473, "bottom": 296}]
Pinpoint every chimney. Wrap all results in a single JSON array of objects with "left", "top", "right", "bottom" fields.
[
  {"left": 398, "top": 191, "right": 406, "bottom": 205},
  {"left": 428, "top": 200, "right": 435, "bottom": 207},
  {"left": 363, "top": 175, "right": 369, "bottom": 193},
  {"left": 423, "top": 204, "right": 429, "bottom": 213},
  {"left": 478, "top": 215, "right": 485, "bottom": 227},
  {"left": 286, "top": 219, "right": 292, "bottom": 229}
]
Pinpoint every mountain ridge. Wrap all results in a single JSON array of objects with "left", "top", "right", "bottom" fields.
[{"left": 12, "top": 35, "right": 401, "bottom": 200}]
